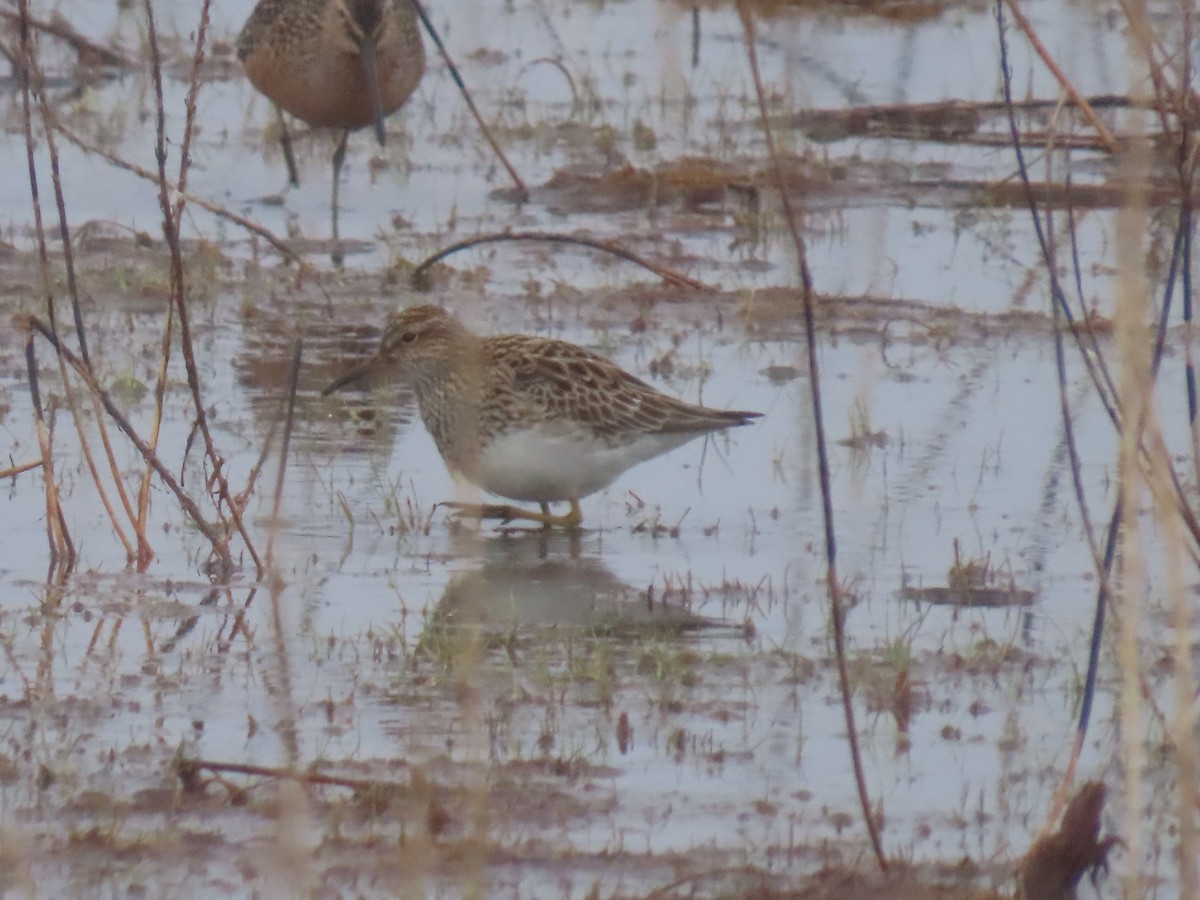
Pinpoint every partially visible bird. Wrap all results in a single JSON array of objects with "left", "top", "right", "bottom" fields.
[
  {"left": 238, "top": 0, "right": 426, "bottom": 254},
  {"left": 323, "top": 305, "right": 761, "bottom": 529}
]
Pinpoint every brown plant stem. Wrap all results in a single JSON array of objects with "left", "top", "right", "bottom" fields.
[
  {"left": 1003, "top": 0, "right": 1119, "bottom": 152},
  {"left": 28, "top": 316, "right": 233, "bottom": 573},
  {"left": 16, "top": 0, "right": 138, "bottom": 564},
  {"left": 0, "top": 459, "right": 42, "bottom": 479},
  {"left": 143, "top": 0, "right": 262, "bottom": 579},
  {"left": 410, "top": 230, "right": 707, "bottom": 291}
]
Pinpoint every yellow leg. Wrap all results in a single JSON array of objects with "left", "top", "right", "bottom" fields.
[{"left": 438, "top": 499, "right": 583, "bottom": 530}]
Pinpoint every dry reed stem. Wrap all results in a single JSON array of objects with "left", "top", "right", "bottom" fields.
[
  {"left": 137, "top": 0, "right": 215, "bottom": 564},
  {"left": 15, "top": 0, "right": 137, "bottom": 565},
  {"left": 26, "top": 10, "right": 153, "bottom": 557},
  {"left": 995, "top": 8, "right": 1121, "bottom": 434},
  {"left": 1118, "top": 0, "right": 1200, "bottom": 131},
  {"left": 1035, "top": 133, "right": 1117, "bottom": 808},
  {"left": 28, "top": 317, "right": 233, "bottom": 571},
  {"left": 135, "top": 0, "right": 178, "bottom": 564},
  {"left": 1002, "top": 11, "right": 1200, "bottom": 879},
  {"left": 0, "top": 8, "right": 131, "bottom": 69},
  {"left": 736, "top": 0, "right": 887, "bottom": 872},
  {"left": 143, "top": 0, "right": 262, "bottom": 579},
  {"left": 270, "top": 781, "right": 317, "bottom": 897},
  {"left": 0, "top": 459, "right": 42, "bottom": 479},
  {"left": 995, "top": 10, "right": 1134, "bottom": 823}
]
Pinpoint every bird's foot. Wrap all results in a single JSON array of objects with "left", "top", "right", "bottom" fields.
[{"left": 437, "top": 499, "right": 582, "bottom": 530}]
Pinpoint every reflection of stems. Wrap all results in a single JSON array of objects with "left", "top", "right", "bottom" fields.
[
  {"left": 265, "top": 341, "right": 304, "bottom": 571},
  {"left": 737, "top": 2, "right": 887, "bottom": 872},
  {"left": 28, "top": 317, "right": 233, "bottom": 573}
]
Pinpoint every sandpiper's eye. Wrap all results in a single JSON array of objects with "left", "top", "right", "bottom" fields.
[{"left": 400, "top": 331, "right": 417, "bottom": 344}]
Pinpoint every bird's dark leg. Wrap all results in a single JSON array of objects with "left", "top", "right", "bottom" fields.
[
  {"left": 276, "top": 107, "right": 299, "bottom": 188},
  {"left": 330, "top": 130, "right": 350, "bottom": 267}
]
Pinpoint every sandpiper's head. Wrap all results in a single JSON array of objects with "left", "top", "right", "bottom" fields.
[{"left": 322, "top": 305, "right": 473, "bottom": 396}]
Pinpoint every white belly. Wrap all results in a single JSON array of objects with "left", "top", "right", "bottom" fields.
[{"left": 470, "top": 424, "right": 699, "bottom": 503}]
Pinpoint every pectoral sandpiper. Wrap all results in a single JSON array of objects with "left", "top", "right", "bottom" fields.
[
  {"left": 238, "top": 0, "right": 426, "bottom": 253},
  {"left": 323, "top": 305, "right": 761, "bottom": 529}
]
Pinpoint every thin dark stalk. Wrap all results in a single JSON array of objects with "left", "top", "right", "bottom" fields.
[
  {"left": 16, "top": 0, "right": 136, "bottom": 563},
  {"left": 998, "top": 1, "right": 1124, "bottom": 812},
  {"left": 997, "top": 4, "right": 1119, "bottom": 428},
  {"left": 408, "top": 0, "right": 528, "bottom": 201},
  {"left": 1049, "top": 153, "right": 1116, "bottom": 775},
  {"left": 143, "top": 0, "right": 261, "bottom": 579},
  {"left": 32, "top": 26, "right": 148, "bottom": 559},
  {"left": 24, "top": 330, "right": 73, "bottom": 571},
  {"left": 737, "top": 2, "right": 887, "bottom": 871}
]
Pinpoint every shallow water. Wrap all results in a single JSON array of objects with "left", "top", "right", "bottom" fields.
[{"left": 0, "top": 0, "right": 1190, "bottom": 896}]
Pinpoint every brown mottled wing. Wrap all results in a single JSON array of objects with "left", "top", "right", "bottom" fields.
[
  {"left": 238, "top": 0, "right": 319, "bottom": 60},
  {"left": 487, "top": 335, "right": 759, "bottom": 439}
]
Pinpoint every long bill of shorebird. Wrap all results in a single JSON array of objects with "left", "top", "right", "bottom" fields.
[
  {"left": 322, "top": 353, "right": 385, "bottom": 396},
  {"left": 358, "top": 32, "right": 388, "bottom": 146}
]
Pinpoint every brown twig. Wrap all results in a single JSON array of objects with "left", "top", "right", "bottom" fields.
[
  {"left": 0, "top": 9, "right": 132, "bottom": 69},
  {"left": 264, "top": 340, "right": 303, "bottom": 574},
  {"left": 24, "top": 331, "right": 73, "bottom": 572},
  {"left": 0, "top": 459, "right": 43, "bottom": 479},
  {"left": 144, "top": 0, "right": 261, "bottom": 580},
  {"left": 16, "top": 0, "right": 138, "bottom": 564},
  {"left": 50, "top": 117, "right": 317, "bottom": 272},
  {"left": 410, "top": 230, "right": 707, "bottom": 290},
  {"left": 1002, "top": 0, "right": 1119, "bottom": 152}
]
